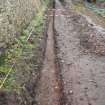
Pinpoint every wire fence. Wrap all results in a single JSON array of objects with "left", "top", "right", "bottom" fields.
[
  {"left": 0, "top": 0, "right": 48, "bottom": 89},
  {"left": 0, "top": 29, "right": 33, "bottom": 89}
]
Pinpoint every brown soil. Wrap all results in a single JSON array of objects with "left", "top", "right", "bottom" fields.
[
  {"left": 35, "top": 9, "right": 60, "bottom": 105},
  {"left": 55, "top": 0, "right": 105, "bottom": 105},
  {"left": 1, "top": 0, "right": 105, "bottom": 105}
]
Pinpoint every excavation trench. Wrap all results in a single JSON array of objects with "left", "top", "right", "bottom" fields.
[{"left": 35, "top": 5, "right": 61, "bottom": 105}]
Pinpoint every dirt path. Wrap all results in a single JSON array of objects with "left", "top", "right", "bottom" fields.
[
  {"left": 54, "top": 0, "right": 105, "bottom": 105},
  {"left": 35, "top": 0, "right": 105, "bottom": 105},
  {"left": 35, "top": 9, "right": 60, "bottom": 105}
]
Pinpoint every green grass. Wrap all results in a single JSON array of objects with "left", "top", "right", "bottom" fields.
[{"left": 0, "top": 0, "right": 49, "bottom": 90}]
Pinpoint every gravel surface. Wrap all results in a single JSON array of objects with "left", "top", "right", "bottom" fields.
[{"left": 54, "top": 0, "right": 105, "bottom": 105}]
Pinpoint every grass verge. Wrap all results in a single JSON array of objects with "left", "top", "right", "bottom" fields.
[{"left": 0, "top": 0, "right": 49, "bottom": 91}]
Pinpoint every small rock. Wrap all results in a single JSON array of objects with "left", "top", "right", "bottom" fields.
[
  {"left": 69, "top": 90, "right": 73, "bottom": 94},
  {"left": 61, "top": 60, "right": 65, "bottom": 63},
  {"left": 55, "top": 86, "right": 59, "bottom": 89}
]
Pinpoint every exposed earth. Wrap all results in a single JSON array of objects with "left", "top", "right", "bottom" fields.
[
  {"left": 36, "top": 0, "right": 105, "bottom": 105},
  {"left": 1, "top": 0, "right": 105, "bottom": 105}
]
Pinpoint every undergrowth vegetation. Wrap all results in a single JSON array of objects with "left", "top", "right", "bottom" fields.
[
  {"left": 0, "top": 0, "right": 49, "bottom": 91},
  {"left": 73, "top": 1, "right": 105, "bottom": 17}
]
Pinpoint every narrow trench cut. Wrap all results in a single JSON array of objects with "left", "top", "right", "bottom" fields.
[{"left": 35, "top": 4, "right": 60, "bottom": 105}]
